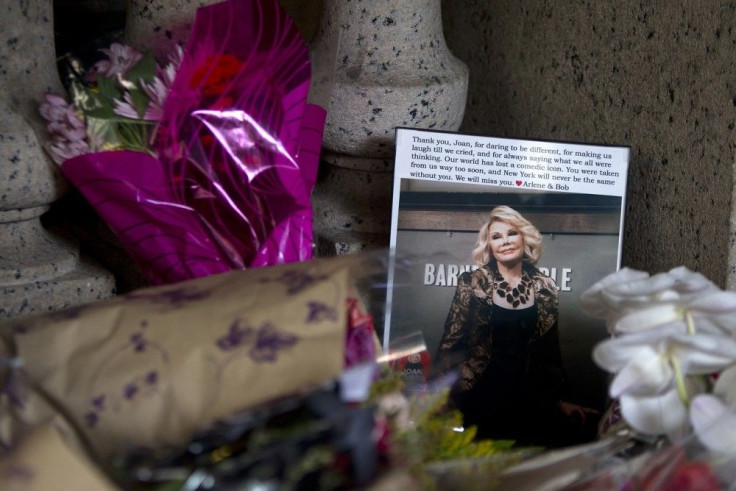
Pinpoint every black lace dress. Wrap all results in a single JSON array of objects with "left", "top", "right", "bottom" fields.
[{"left": 458, "top": 303, "right": 542, "bottom": 442}]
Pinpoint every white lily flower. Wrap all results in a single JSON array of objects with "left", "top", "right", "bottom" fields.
[
  {"left": 691, "top": 394, "right": 736, "bottom": 455},
  {"left": 667, "top": 266, "right": 719, "bottom": 295},
  {"left": 610, "top": 290, "right": 736, "bottom": 336},
  {"left": 607, "top": 345, "right": 672, "bottom": 397},
  {"left": 594, "top": 330, "right": 736, "bottom": 442},
  {"left": 585, "top": 265, "right": 736, "bottom": 447},
  {"left": 620, "top": 376, "right": 706, "bottom": 440},
  {"left": 579, "top": 267, "right": 650, "bottom": 318},
  {"left": 595, "top": 330, "right": 736, "bottom": 388},
  {"left": 690, "top": 365, "right": 736, "bottom": 455},
  {"left": 582, "top": 266, "right": 736, "bottom": 335},
  {"left": 713, "top": 364, "right": 736, "bottom": 405}
]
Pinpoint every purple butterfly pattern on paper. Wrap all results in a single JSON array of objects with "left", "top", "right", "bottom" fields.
[
  {"left": 216, "top": 320, "right": 255, "bottom": 351},
  {"left": 215, "top": 319, "right": 299, "bottom": 362},
  {"left": 91, "top": 395, "right": 106, "bottom": 411},
  {"left": 123, "top": 382, "right": 139, "bottom": 400},
  {"left": 306, "top": 301, "right": 338, "bottom": 323},
  {"left": 145, "top": 370, "right": 158, "bottom": 385},
  {"left": 131, "top": 332, "right": 148, "bottom": 352},
  {"left": 84, "top": 370, "right": 162, "bottom": 428},
  {"left": 258, "top": 270, "right": 329, "bottom": 295},
  {"left": 250, "top": 323, "right": 299, "bottom": 362},
  {"left": 125, "top": 286, "right": 211, "bottom": 307}
]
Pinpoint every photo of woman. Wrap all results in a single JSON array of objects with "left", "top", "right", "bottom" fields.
[{"left": 434, "top": 205, "right": 599, "bottom": 447}]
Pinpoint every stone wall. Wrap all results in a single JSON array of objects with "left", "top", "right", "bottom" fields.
[
  {"left": 45, "top": 0, "right": 736, "bottom": 290},
  {"left": 442, "top": 1, "right": 736, "bottom": 287}
]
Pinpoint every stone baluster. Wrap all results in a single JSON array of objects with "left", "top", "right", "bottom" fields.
[
  {"left": 310, "top": 0, "right": 469, "bottom": 254},
  {"left": 0, "top": 0, "right": 115, "bottom": 321},
  {"left": 124, "top": 0, "right": 222, "bottom": 62}
]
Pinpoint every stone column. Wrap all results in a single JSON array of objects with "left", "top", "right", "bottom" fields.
[
  {"left": 0, "top": 0, "right": 115, "bottom": 321},
  {"left": 310, "top": 0, "right": 469, "bottom": 254},
  {"left": 124, "top": 0, "right": 222, "bottom": 61}
]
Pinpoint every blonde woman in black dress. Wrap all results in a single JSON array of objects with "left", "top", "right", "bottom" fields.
[{"left": 435, "top": 205, "right": 597, "bottom": 446}]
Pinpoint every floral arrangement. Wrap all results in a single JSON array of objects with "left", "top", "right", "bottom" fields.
[
  {"left": 40, "top": 43, "right": 180, "bottom": 163},
  {"left": 581, "top": 266, "right": 736, "bottom": 456},
  {"left": 37, "top": 0, "right": 327, "bottom": 286}
]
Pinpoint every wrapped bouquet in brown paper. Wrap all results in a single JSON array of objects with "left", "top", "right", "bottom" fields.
[
  {"left": 0, "top": 424, "right": 116, "bottom": 490},
  {"left": 0, "top": 253, "right": 382, "bottom": 461}
]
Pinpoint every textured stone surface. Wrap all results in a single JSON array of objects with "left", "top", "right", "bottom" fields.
[
  {"left": 443, "top": 1, "right": 736, "bottom": 287},
  {"left": 124, "top": 0, "right": 221, "bottom": 61},
  {"left": 0, "top": 0, "right": 115, "bottom": 322},
  {"left": 311, "top": 0, "right": 469, "bottom": 251},
  {"left": 0, "top": 258, "right": 115, "bottom": 321}
]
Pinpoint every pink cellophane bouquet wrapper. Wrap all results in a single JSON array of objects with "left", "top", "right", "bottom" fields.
[{"left": 59, "top": 0, "right": 326, "bottom": 285}]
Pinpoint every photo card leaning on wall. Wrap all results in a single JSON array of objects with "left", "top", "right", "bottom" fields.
[{"left": 385, "top": 127, "right": 630, "bottom": 448}]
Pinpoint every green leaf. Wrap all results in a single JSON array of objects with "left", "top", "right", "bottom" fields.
[
  {"left": 86, "top": 104, "right": 117, "bottom": 120},
  {"left": 86, "top": 117, "right": 122, "bottom": 151},
  {"left": 126, "top": 51, "right": 158, "bottom": 88},
  {"left": 96, "top": 76, "right": 123, "bottom": 105},
  {"left": 128, "top": 87, "right": 150, "bottom": 119}
]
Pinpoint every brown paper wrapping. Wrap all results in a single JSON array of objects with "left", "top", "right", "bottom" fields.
[
  {"left": 0, "top": 424, "right": 116, "bottom": 490},
  {"left": 3, "top": 255, "right": 369, "bottom": 459}
]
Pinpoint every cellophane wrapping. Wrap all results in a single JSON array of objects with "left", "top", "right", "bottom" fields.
[{"left": 60, "top": 0, "right": 326, "bottom": 285}]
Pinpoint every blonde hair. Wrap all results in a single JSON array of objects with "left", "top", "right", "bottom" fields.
[{"left": 471, "top": 205, "right": 543, "bottom": 266}]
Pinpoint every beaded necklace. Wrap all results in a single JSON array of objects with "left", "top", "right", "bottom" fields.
[{"left": 492, "top": 265, "right": 533, "bottom": 308}]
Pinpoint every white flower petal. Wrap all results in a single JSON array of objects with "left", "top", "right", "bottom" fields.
[
  {"left": 609, "top": 351, "right": 672, "bottom": 397},
  {"left": 592, "top": 338, "right": 655, "bottom": 373},
  {"left": 691, "top": 394, "right": 736, "bottom": 455},
  {"left": 579, "top": 268, "right": 650, "bottom": 317},
  {"left": 668, "top": 266, "right": 718, "bottom": 294},
  {"left": 688, "top": 291, "right": 736, "bottom": 314},
  {"left": 714, "top": 365, "right": 736, "bottom": 405},
  {"left": 603, "top": 272, "right": 678, "bottom": 298},
  {"left": 620, "top": 390, "right": 690, "bottom": 439},
  {"left": 612, "top": 303, "right": 683, "bottom": 333},
  {"left": 672, "top": 333, "right": 736, "bottom": 374},
  {"left": 692, "top": 313, "right": 736, "bottom": 336}
]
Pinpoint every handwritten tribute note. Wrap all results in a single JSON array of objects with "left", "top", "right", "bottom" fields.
[{"left": 395, "top": 128, "right": 629, "bottom": 196}]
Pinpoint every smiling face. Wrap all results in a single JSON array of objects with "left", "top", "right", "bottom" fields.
[{"left": 488, "top": 220, "right": 525, "bottom": 266}]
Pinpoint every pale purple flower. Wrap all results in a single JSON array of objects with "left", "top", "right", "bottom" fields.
[
  {"left": 137, "top": 75, "right": 171, "bottom": 121},
  {"left": 38, "top": 93, "right": 73, "bottom": 124},
  {"left": 94, "top": 43, "right": 143, "bottom": 78},
  {"left": 47, "top": 113, "right": 86, "bottom": 141},
  {"left": 163, "top": 45, "right": 184, "bottom": 86},
  {"left": 45, "top": 138, "right": 90, "bottom": 165},
  {"left": 113, "top": 92, "right": 144, "bottom": 120},
  {"left": 114, "top": 64, "right": 176, "bottom": 121},
  {"left": 39, "top": 92, "right": 89, "bottom": 164}
]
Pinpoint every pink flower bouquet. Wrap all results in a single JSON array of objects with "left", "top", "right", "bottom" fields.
[{"left": 40, "top": 0, "right": 326, "bottom": 285}]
